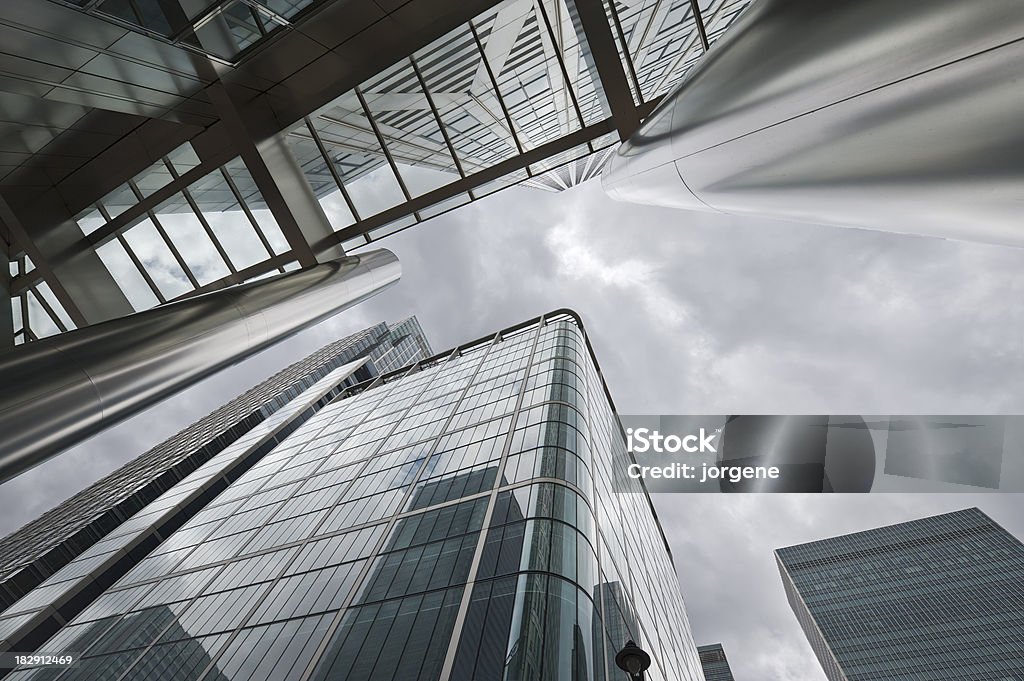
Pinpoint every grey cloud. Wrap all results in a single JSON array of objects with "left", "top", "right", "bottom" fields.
[{"left": 3, "top": 178, "right": 1024, "bottom": 679}]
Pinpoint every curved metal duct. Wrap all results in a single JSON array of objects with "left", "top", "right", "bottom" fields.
[
  {"left": 0, "top": 249, "right": 400, "bottom": 482},
  {"left": 602, "top": 0, "right": 1024, "bottom": 246}
]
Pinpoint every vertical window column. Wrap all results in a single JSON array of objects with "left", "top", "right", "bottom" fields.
[{"left": 207, "top": 85, "right": 346, "bottom": 267}]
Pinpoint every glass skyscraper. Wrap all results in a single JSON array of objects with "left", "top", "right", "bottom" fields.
[
  {"left": 0, "top": 310, "right": 703, "bottom": 681},
  {"left": 0, "top": 318, "right": 430, "bottom": 638},
  {"left": 776, "top": 507, "right": 1024, "bottom": 681},
  {"left": 697, "top": 643, "right": 735, "bottom": 681}
]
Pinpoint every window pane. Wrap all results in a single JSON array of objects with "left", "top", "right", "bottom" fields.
[
  {"left": 414, "top": 26, "right": 520, "bottom": 173},
  {"left": 26, "top": 291, "right": 59, "bottom": 338},
  {"left": 167, "top": 141, "right": 201, "bottom": 176},
  {"left": 100, "top": 183, "right": 139, "bottom": 219},
  {"left": 122, "top": 218, "right": 192, "bottom": 299},
  {"left": 359, "top": 60, "right": 461, "bottom": 198},
  {"left": 36, "top": 282, "right": 75, "bottom": 329},
  {"left": 473, "top": 0, "right": 582, "bottom": 150},
  {"left": 134, "top": 160, "right": 174, "bottom": 199},
  {"left": 155, "top": 194, "right": 231, "bottom": 286},
  {"left": 191, "top": 172, "right": 270, "bottom": 270},
  {"left": 75, "top": 207, "right": 107, "bottom": 236},
  {"left": 97, "top": 240, "right": 162, "bottom": 311},
  {"left": 224, "top": 160, "right": 291, "bottom": 255},
  {"left": 309, "top": 91, "right": 408, "bottom": 219}
]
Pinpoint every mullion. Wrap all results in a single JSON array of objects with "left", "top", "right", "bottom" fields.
[
  {"left": 180, "top": 187, "right": 238, "bottom": 275},
  {"left": 605, "top": 0, "right": 643, "bottom": 104},
  {"left": 468, "top": 23, "right": 527, "bottom": 160},
  {"left": 353, "top": 87, "right": 420, "bottom": 221},
  {"left": 29, "top": 287, "right": 68, "bottom": 334},
  {"left": 127, "top": 181, "right": 200, "bottom": 290},
  {"left": 98, "top": 203, "right": 167, "bottom": 304},
  {"left": 219, "top": 167, "right": 286, "bottom": 273},
  {"left": 18, "top": 258, "right": 30, "bottom": 342},
  {"left": 686, "top": 0, "right": 711, "bottom": 51},
  {"left": 535, "top": 0, "right": 588, "bottom": 132},
  {"left": 408, "top": 56, "right": 468, "bottom": 181},
  {"left": 304, "top": 118, "right": 362, "bottom": 224}
]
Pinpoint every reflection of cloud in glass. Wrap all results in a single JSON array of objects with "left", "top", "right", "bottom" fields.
[{"left": 121, "top": 219, "right": 192, "bottom": 299}]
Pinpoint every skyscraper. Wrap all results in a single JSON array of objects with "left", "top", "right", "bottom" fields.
[
  {"left": 1, "top": 0, "right": 753, "bottom": 346},
  {"left": 0, "top": 310, "right": 704, "bottom": 681},
  {"left": 0, "top": 318, "right": 430, "bottom": 631},
  {"left": 697, "top": 643, "right": 735, "bottom": 681},
  {"left": 776, "top": 507, "right": 1024, "bottom": 681}
]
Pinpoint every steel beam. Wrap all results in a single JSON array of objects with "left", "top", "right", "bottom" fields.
[
  {"left": 687, "top": 0, "right": 710, "bottom": 51},
  {"left": 567, "top": 0, "right": 641, "bottom": 140},
  {"left": 0, "top": 195, "right": 131, "bottom": 327},
  {"left": 326, "top": 99, "right": 662, "bottom": 248},
  {"left": 208, "top": 84, "right": 345, "bottom": 267},
  {"left": 0, "top": 249, "right": 400, "bottom": 483}
]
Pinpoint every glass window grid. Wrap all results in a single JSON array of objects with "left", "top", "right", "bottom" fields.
[{"left": 9, "top": 316, "right": 697, "bottom": 681}]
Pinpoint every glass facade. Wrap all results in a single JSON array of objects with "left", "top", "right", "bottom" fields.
[
  {"left": 697, "top": 643, "right": 734, "bottom": 681},
  {"left": 1, "top": 310, "right": 701, "bottom": 681},
  {"left": 0, "top": 318, "right": 431, "bottom": 621},
  {"left": 776, "top": 507, "right": 1024, "bottom": 681}
]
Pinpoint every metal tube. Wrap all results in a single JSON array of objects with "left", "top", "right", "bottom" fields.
[
  {"left": 602, "top": 0, "right": 1024, "bottom": 247},
  {"left": 0, "top": 249, "right": 400, "bottom": 483}
]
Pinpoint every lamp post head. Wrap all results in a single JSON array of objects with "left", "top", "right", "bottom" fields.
[{"left": 615, "top": 640, "right": 652, "bottom": 679}]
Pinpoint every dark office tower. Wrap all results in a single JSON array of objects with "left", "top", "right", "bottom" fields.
[
  {"left": 697, "top": 644, "right": 735, "bottom": 681},
  {"left": 0, "top": 319, "right": 430, "bottom": 622},
  {"left": 776, "top": 508, "right": 1024, "bottom": 681},
  {"left": 0, "top": 310, "right": 704, "bottom": 681}
]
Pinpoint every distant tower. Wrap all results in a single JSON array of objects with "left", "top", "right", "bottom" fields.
[
  {"left": 697, "top": 643, "right": 736, "bottom": 681},
  {"left": 777, "top": 508, "right": 1024, "bottom": 680}
]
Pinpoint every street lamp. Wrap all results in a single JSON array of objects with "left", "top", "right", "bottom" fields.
[{"left": 615, "top": 640, "right": 652, "bottom": 680}]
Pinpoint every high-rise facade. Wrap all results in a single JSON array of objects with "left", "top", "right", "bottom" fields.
[
  {"left": 0, "top": 310, "right": 703, "bottom": 681},
  {"left": 697, "top": 643, "right": 735, "bottom": 681},
  {"left": 2, "top": 0, "right": 753, "bottom": 347},
  {"left": 776, "top": 507, "right": 1024, "bottom": 681},
  {"left": 0, "top": 318, "right": 430, "bottom": 635}
]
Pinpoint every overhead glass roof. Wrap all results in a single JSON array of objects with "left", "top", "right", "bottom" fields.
[{"left": 13, "top": 0, "right": 753, "bottom": 342}]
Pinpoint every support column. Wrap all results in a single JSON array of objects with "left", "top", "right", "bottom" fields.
[
  {"left": 1, "top": 262, "right": 12, "bottom": 353},
  {"left": 208, "top": 85, "right": 345, "bottom": 266},
  {"left": 602, "top": 0, "right": 1024, "bottom": 247},
  {"left": 0, "top": 249, "right": 399, "bottom": 483},
  {"left": 0, "top": 193, "right": 134, "bottom": 326},
  {"left": 567, "top": 0, "right": 641, "bottom": 140}
]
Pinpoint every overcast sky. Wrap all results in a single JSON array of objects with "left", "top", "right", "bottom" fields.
[{"left": 4, "top": 179, "right": 1024, "bottom": 680}]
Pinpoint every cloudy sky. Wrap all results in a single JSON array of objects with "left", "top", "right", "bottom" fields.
[{"left": 4, "top": 179, "right": 1024, "bottom": 679}]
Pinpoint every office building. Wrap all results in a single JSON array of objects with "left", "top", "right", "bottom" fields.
[
  {"left": 602, "top": 0, "right": 1024, "bottom": 248},
  {"left": 776, "top": 507, "right": 1024, "bottom": 680},
  {"left": 697, "top": 643, "right": 734, "bottom": 681},
  {"left": 0, "top": 318, "right": 430, "bottom": 623},
  {"left": 1, "top": 310, "right": 705, "bottom": 681},
  {"left": 1, "top": 0, "right": 753, "bottom": 346}
]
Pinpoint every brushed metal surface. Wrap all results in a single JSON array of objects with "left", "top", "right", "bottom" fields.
[
  {"left": 0, "top": 249, "right": 400, "bottom": 483},
  {"left": 602, "top": 0, "right": 1024, "bottom": 246}
]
